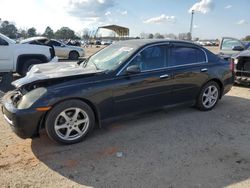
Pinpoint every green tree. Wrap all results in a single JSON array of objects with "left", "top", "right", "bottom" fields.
[
  {"left": 43, "top": 26, "right": 54, "bottom": 38},
  {"left": 27, "top": 27, "right": 37, "bottom": 37},
  {"left": 82, "top": 28, "right": 90, "bottom": 40},
  {"left": 154, "top": 33, "right": 164, "bottom": 39},
  {"left": 0, "top": 20, "right": 18, "bottom": 38},
  {"left": 244, "top": 35, "right": 250, "bottom": 41},
  {"left": 148, "top": 33, "right": 154, "bottom": 39},
  {"left": 55, "top": 27, "right": 76, "bottom": 40}
]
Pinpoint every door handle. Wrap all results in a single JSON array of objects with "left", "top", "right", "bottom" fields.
[
  {"left": 160, "top": 74, "right": 170, "bottom": 79},
  {"left": 201, "top": 68, "right": 208, "bottom": 72}
]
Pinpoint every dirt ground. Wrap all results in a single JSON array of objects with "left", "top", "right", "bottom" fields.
[{"left": 0, "top": 46, "right": 250, "bottom": 188}]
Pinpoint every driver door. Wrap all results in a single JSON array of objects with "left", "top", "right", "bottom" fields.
[{"left": 113, "top": 44, "right": 174, "bottom": 116}]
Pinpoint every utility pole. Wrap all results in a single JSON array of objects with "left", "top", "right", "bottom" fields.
[{"left": 189, "top": 10, "right": 194, "bottom": 40}]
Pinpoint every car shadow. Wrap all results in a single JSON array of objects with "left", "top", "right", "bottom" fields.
[{"left": 31, "top": 95, "right": 250, "bottom": 187}]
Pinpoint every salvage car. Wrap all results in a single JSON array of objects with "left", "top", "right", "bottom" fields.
[
  {"left": 21, "top": 37, "right": 85, "bottom": 60},
  {"left": 2, "top": 40, "right": 234, "bottom": 144},
  {"left": 231, "top": 50, "right": 250, "bottom": 84},
  {"left": 219, "top": 37, "right": 250, "bottom": 84}
]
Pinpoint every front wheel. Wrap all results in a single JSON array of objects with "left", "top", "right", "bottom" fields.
[
  {"left": 196, "top": 81, "right": 220, "bottom": 111},
  {"left": 45, "top": 100, "right": 95, "bottom": 144},
  {"left": 69, "top": 51, "right": 79, "bottom": 60}
]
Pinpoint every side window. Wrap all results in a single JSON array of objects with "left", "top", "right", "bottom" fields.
[
  {"left": 129, "top": 45, "right": 166, "bottom": 71},
  {"left": 48, "top": 40, "right": 61, "bottom": 46},
  {"left": 221, "top": 38, "right": 244, "bottom": 50},
  {"left": 0, "top": 37, "right": 8, "bottom": 46},
  {"left": 170, "top": 46, "right": 206, "bottom": 66}
]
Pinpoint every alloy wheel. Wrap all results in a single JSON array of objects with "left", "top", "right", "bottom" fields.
[
  {"left": 202, "top": 85, "right": 219, "bottom": 109},
  {"left": 54, "top": 108, "right": 89, "bottom": 141}
]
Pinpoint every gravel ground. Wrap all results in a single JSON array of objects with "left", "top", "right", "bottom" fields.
[{"left": 0, "top": 46, "right": 250, "bottom": 188}]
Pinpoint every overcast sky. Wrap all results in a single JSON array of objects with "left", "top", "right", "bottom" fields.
[{"left": 0, "top": 0, "right": 249, "bottom": 39}]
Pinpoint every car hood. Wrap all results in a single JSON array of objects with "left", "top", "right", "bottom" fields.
[
  {"left": 12, "top": 62, "right": 103, "bottom": 88},
  {"left": 232, "top": 49, "right": 250, "bottom": 58}
]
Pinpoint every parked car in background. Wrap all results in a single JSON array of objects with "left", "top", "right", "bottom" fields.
[
  {"left": 101, "top": 40, "right": 113, "bottom": 45},
  {"left": 0, "top": 33, "right": 56, "bottom": 78},
  {"left": 219, "top": 37, "right": 247, "bottom": 56},
  {"left": 21, "top": 37, "right": 85, "bottom": 60},
  {"left": 2, "top": 39, "right": 234, "bottom": 144},
  {"left": 66, "top": 40, "right": 81, "bottom": 47}
]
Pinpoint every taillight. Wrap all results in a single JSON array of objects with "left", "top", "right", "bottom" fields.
[{"left": 230, "top": 58, "right": 235, "bottom": 73}]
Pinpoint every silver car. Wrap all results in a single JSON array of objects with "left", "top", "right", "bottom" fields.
[{"left": 21, "top": 37, "right": 85, "bottom": 60}]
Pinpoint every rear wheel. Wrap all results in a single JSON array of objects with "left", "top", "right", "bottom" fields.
[
  {"left": 45, "top": 100, "right": 95, "bottom": 144},
  {"left": 196, "top": 81, "right": 220, "bottom": 111},
  {"left": 69, "top": 51, "right": 79, "bottom": 60}
]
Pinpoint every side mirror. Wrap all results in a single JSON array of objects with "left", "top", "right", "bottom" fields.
[
  {"left": 126, "top": 65, "right": 141, "bottom": 74},
  {"left": 232, "top": 45, "right": 245, "bottom": 51}
]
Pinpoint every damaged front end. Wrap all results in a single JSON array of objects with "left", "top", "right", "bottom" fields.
[{"left": 233, "top": 56, "right": 250, "bottom": 84}]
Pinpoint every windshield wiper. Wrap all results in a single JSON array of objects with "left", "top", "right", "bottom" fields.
[
  {"left": 91, "top": 62, "right": 99, "bottom": 70},
  {"left": 80, "top": 55, "right": 92, "bottom": 68}
]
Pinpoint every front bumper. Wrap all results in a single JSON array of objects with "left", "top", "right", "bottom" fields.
[{"left": 1, "top": 91, "right": 45, "bottom": 139}]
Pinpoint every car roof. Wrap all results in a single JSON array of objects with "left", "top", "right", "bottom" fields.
[
  {"left": 115, "top": 39, "right": 198, "bottom": 48},
  {"left": 20, "top": 36, "right": 48, "bottom": 43}
]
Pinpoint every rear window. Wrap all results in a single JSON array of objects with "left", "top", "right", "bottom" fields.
[{"left": 170, "top": 46, "right": 206, "bottom": 66}]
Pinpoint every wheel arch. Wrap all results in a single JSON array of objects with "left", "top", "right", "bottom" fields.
[
  {"left": 16, "top": 54, "right": 49, "bottom": 74},
  {"left": 201, "top": 78, "right": 224, "bottom": 99},
  {"left": 39, "top": 97, "right": 101, "bottom": 132}
]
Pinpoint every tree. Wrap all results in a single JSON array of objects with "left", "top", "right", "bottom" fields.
[
  {"left": 27, "top": 27, "right": 37, "bottom": 37},
  {"left": 55, "top": 27, "right": 76, "bottom": 39},
  {"left": 178, "top": 33, "right": 191, "bottom": 40},
  {"left": 17, "top": 29, "right": 28, "bottom": 38},
  {"left": 165, "top": 33, "right": 177, "bottom": 39},
  {"left": 0, "top": 20, "right": 18, "bottom": 38},
  {"left": 154, "top": 33, "right": 164, "bottom": 39},
  {"left": 82, "top": 28, "right": 90, "bottom": 40},
  {"left": 243, "top": 35, "right": 250, "bottom": 41},
  {"left": 43, "top": 26, "right": 54, "bottom": 38},
  {"left": 187, "top": 32, "right": 192, "bottom": 41},
  {"left": 148, "top": 33, "right": 154, "bottom": 39}
]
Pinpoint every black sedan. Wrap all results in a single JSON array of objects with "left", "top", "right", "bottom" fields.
[{"left": 2, "top": 40, "right": 234, "bottom": 144}]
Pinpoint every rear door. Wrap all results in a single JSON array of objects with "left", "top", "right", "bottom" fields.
[
  {"left": 168, "top": 43, "right": 209, "bottom": 104},
  {"left": 219, "top": 37, "right": 246, "bottom": 56},
  {"left": 0, "top": 37, "right": 13, "bottom": 71},
  {"left": 113, "top": 44, "right": 174, "bottom": 115}
]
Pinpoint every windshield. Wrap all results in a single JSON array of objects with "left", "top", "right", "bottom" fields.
[
  {"left": 0, "top": 33, "right": 16, "bottom": 44},
  {"left": 85, "top": 44, "right": 136, "bottom": 71}
]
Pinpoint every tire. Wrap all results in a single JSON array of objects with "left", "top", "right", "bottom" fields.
[
  {"left": 45, "top": 100, "right": 95, "bottom": 145},
  {"left": 196, "top": 81, "right": 220, "bottom": 111},
  {"left": 69, "top": 51, "right": 79, "bottom": 60},
  {"left": 19, "top": 59, "right": 42, "bottom": 76}
]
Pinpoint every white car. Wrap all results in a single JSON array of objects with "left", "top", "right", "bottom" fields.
[
  {"left": 0, "top": 33, "right": 56, "bottom": 76},
  {"left": 21, "top": 37, "right": 85, "bottom": 60}
]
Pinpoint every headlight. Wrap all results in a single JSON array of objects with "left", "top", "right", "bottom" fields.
[
  {"left": 234, "top": 58, "right": 239, "bottom": 64},
  {"left": 18, "top": 87, "right": 47, "bottom": 109}
]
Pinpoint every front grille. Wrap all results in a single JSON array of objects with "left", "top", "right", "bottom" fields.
[{"left": 235, "top": 70, "right": 250, "bottom": 78}]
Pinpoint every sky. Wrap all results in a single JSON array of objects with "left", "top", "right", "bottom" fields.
[{"left": 0, "top": 0, "right": 249, "bottom": 39}]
